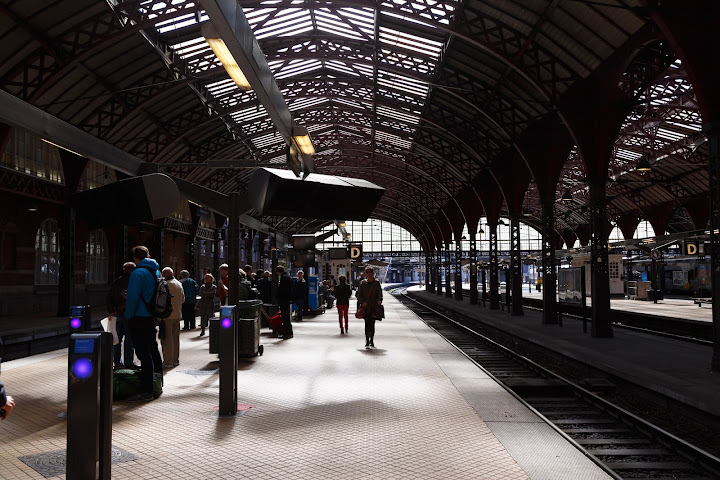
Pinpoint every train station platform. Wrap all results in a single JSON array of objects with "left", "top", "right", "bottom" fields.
[
  {"left": 0, "top": 291, "right": 612, "bottom": 479},
  {"left": 409, "top": 287, "right": 720, "bottom": 418},
  {"left": 461, "top": 282, "right": 713, "bottom": 323}
]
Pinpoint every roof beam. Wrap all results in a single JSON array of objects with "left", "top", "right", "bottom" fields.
[{"left": 201, "top": 0, "right": 315, "bottom": 176}]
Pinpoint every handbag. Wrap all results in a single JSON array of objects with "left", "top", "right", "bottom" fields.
[
  {"left": 372, "top": 304, "right": 385, "bottom": 321},
  {"left": 354, "top": 281, "right": 375, "bottom": 319}
]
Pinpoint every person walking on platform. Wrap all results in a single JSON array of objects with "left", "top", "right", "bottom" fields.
[
  {"left": 276, "top": 265, "right": 293, "bottom": 339},
  {"left": 197, "top": 273, "right": 217, "bottom": 337},
  {"left": 292, "top": 270, "right": 308, "bottom": 322},
  {"left": 0, "top": 337, "right": 16, "bottom": 420},
  {"left": 180, "top": 270, "right": 199, "bottom": 330},
  {"left": 125, "top": 246, "right": 164, "bottom": 402},
  {"left": 218, "top": 263, "right": 229, "bottom": 306},
  {"left": 161, "top": 267, "right": 184, "bottom": 368},
  {"left": 335, "top": 275, "right": 351, "bottom": 334},
  {"left": 357, "top": 267, "right": 383, "bottom": 348},
  {"left": 107, "top": 261, "right": 137, "bottom": 369}
]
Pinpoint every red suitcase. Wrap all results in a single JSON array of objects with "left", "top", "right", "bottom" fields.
[{"left": 268, "top": 312, "right": 283, "bottom": 334}]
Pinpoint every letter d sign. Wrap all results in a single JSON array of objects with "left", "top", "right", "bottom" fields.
[
  {"left": 686, "top": 242, "right": 698, "bottom": 255},
  {"left": 350, "top": 246, "right": 361, "bottom": 259}
]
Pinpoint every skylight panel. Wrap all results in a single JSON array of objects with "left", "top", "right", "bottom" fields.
[
  {"left": 169, "top": 37, "right": 209, "bottom": 59},
  {"left": 289, "top": 96, "right": 329, "bottom": 111},
  {"left": 379, "top": 26, "right": 444, "bottom": 58},
  {"left": 378, "top": 70, "right": 430, "bottom": 98},
  {"left": 376, "top": 105, "right": 420, "bottom": 124},
  {"left": 253, "top": 9, "right": 314, "bottom": 39},
  {"left": 231, "top": 104, "right": 269, "bottom": 124},
  {"left": 273, "top": 59, "right": 322, "bottom": 79},
  {"left": 206, "top": 79, "right": 236, "bottom": 96},
  {"left": 315, "top": 10, "right": 368, "bottom": 40},
  {"left": 156, "top": 12, "right": 209, "bottom": 33},
  {"left": 252, "top": 132, "right": 282, "bottom": 149},
  {"left": 656, "top": 128, "right": 686, "bottom": 142},
  {"left": 377, "top": 131, "right": 412, "bottom": 150},
  {"left": 326, "top": 61, "right": 363, "bottom": 77},
  {"left": 615, "top": 148, "right": 641, "bottom": 161}
]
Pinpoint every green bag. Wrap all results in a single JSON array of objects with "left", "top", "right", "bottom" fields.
[{"left": 113, "top": 369, "right": 163, "bottom": 400}]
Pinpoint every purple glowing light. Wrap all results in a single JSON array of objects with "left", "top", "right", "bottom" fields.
[
  {"left": 70, "top": 318, "right": 81, "bottom": 329},
  {"left": 221, "top": 317, "right": 232, "bottom": 329},
  {"left": 72, "top": 358, "right": 93, "bottom": 379}
]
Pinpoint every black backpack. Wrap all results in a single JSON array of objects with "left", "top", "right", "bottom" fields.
[{"left": 140, "top": 266, "right": 174, "bottom": 319}]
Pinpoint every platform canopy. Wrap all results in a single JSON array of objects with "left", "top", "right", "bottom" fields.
[{"left": 0, "top": 0, "right": 708, "bottom": 240}]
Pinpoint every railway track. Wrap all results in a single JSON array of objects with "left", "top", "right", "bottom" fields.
[
  {"left": 393, "top": 287, "right": 720, "bottom": 480},
  {"left": 459, "top": 290, "right": 712, "bottom": 345}
]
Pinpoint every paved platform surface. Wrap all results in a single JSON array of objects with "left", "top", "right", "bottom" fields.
[
  {"left": 0, "top": 291, "right": 611, "bottom": 480},
  {"left": 411, "top": 287, "right": 720, "bottom": 417},
  {"left": 460, "top": 282, "right": 713, "bottom": 323}
]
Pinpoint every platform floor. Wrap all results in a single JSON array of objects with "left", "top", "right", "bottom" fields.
[
  {"left": 460, "top": 282, "right": 713, "bottom": 323},
  {"left": 0, "top": 292, "right": 611, "bottom": 480},
  {"left": 411, "top": 287, "right": 720, "bottom": 417}
]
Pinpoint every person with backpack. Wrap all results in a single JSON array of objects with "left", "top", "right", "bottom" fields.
[{"left": 125, "top": 246, "right": 165, "bottom": 402}]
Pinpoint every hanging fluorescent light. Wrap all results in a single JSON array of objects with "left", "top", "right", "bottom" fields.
[
  {"left": 561, "top": 189, "right": 573, "bottom": 201},
  {"left": 291, "top": 125, "right": 315, "bottom": 156},
  {"left": 202, "top": 24, "right": 251, "bottom": 91},
  {"left": 636, "top": 156, "right": 652, "bottom": 172}
]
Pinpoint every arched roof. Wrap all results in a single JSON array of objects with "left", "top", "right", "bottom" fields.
[{"left": 0, "top": 0, "right": 709, "bottom": 240}]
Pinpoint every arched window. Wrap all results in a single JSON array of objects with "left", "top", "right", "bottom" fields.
[
  {"left": 35, "top": 219, "right": 60, "bottom": 285},
  {"left": 78, "top": 160, "right": 117, "bottom": 191},
  {"left": 2, "top": 128, "right": 64, "bottom": 183},
  {"left": 86, "top": 229, "right": 109, "bottom": 284}
]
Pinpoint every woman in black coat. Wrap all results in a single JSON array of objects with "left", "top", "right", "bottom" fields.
[
  {"left": 335, "top": 275, "right": 352, "bottom": 334},
  {"left": 356, "top": 267, "right": 383, "bottom": 347}
]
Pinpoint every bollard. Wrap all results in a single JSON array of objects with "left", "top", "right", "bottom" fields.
[
  {"left": 69, "top": 305, "right": 91, "bottom": 333},
  {"left": 218, "top": 305, "right": 238, "bottom": 416},
  {"left": 67, "top": 332, "right": 113, "bottom": 480}
]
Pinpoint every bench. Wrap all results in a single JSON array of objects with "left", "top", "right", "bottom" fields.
[{"left": 692, "top": 298, "right": 712, "bottom": 307}]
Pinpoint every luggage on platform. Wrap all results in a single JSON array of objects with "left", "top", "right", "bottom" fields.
[
  {"left": 268, "top": 311, "right": 283, "bottom": 334},
  {"left": 113, "top": 369, "right": 163, "bottom": 400}
]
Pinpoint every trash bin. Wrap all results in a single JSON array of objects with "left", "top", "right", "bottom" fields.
[
  {"left": 208, "top": 316, "right": 220, "bottom": 354},
  {"left": 237, "top": 317, "right": 263, "bottom": 357},
  {"left": 236, "top": 299, "right": 262, "bottom": 320}
]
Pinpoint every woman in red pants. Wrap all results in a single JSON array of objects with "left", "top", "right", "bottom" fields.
[{"left": 335, "top": 275, "right": 352, "bottom": 334}]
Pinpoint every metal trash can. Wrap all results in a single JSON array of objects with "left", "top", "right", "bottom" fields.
[
  {"left": 237, "top": 317, "right": 263, "bottom": 357},
  {"left": 208, "top": 316, "right": 220, "bottom": 354},
  {"left": 236, "top": 299, "right": 262, "bottom": 320}
]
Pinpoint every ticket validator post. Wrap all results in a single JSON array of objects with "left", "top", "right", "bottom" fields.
[
  {"left": 218, "top": 305, "right": 238, "bottom": 416},
  {"left": 66, "top": 332, "right": 113, "bottom": 479}
]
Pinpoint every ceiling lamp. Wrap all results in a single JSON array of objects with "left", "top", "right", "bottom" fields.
[
  {"left": 291, "top": 125, "right": 315, "bottom": 156},
  {"left": 561, "top": 189, "right": 573, "bottom": 201},
  {"left": 636, "top": 156, "right": 652, "bottom": 172},
  {"left": 202, "top": 25, "right": 252, "bottom": 91},
  {"left": 497, "top": 219, "right": 506, "bottom": 226}
]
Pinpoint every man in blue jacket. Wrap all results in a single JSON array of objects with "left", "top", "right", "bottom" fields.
[{"left": 125, "top": 245, "right": 163, "bottom": 402}]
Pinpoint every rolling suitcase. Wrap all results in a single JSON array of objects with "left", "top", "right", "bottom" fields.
[
  {"left": 268, "top": 312, "right": 283, "bottom": 335},
  {"left": 113, "top": 369, "right": 163, "bottom": 400}
]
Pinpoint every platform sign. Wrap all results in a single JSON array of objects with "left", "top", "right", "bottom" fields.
[
  {"left": 348, "top": 244, "right": 362, "bottom": 260},
  {"left": 684, "top": 241, "right": 699, "bottom": 255}
]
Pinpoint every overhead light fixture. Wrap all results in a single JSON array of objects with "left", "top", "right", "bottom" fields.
[
  {"left": 478, "top": 228, "right": 484, "bottom": 234},
  {"left": 202, "top": 24, "right": 251, "bottom": 91},
  {"left": 291, "top": 125, "right": 315, "bottom": 156},
  {"left": 561, "top": 189, "right": 573, "bottom": 201},
  {"left": 497, "top": 219, "right": 506, "bottom": 226},
  {"left": 636, "top": 156, "right": 652, "bottom": 172},
  {"left": 41, "top": 139, "right": 83, "bottom": 157}
]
